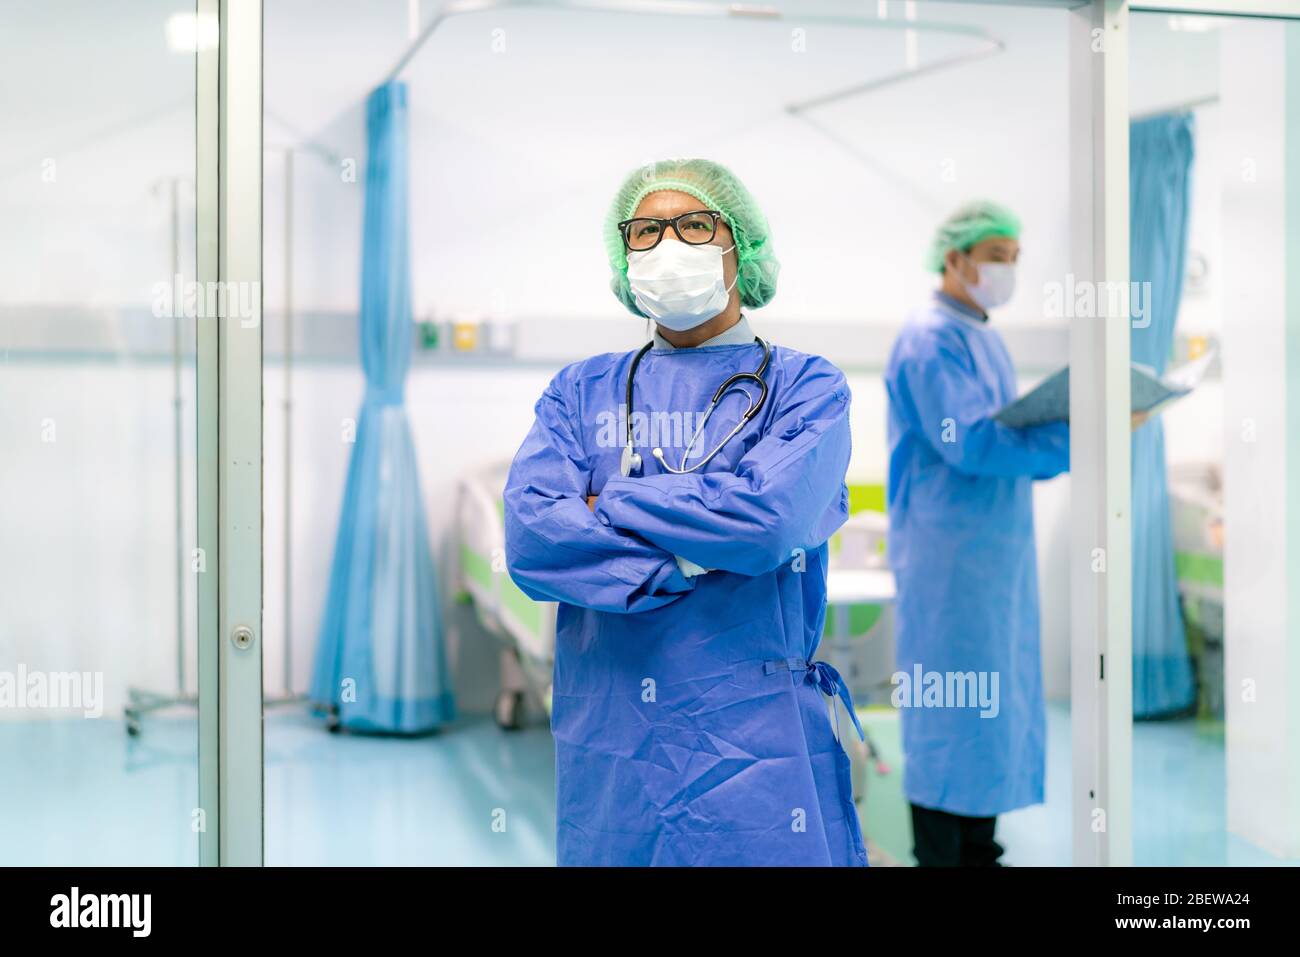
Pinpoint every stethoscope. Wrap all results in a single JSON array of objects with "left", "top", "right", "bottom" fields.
[{"left": 619, "top": 336, "right": 772, "bottom": 477}]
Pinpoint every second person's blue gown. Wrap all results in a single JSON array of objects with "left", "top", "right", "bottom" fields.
[
  {"left": 505, "top": 320, "right": 867, "bottom": 866},
  {"left": 885, "top": 293, "right": 1070, "bottom": 818}
]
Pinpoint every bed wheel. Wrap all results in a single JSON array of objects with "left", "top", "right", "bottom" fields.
[
  {"left": 325, "top": 707, "right": 342, "bottom": 734},
  {"left": 494, "top": 689, "right": 525, "bottom": 731}
]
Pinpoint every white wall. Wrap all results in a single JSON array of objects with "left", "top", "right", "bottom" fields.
[
  {"left": 1219, "top": 18, "right": 1300, "bottom": 859},
  {"left": 1131, "top": 13, "right": 1226, "bottom": 472}
]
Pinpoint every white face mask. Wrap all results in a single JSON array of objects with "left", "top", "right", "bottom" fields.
[
  {"left": 961, "top": 257, "right": 1017, "bottom": 311},
  {"left": 626, "top": 240, "right": 737, "bottom": 332}
]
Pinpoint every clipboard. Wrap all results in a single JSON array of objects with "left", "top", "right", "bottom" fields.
[{"left": 994, "top": 350, "right": 1215, "bottom": 429}]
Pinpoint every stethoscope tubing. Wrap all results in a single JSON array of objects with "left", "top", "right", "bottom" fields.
[{"left": 622, "top": 335, "right": 771, "bottom": 476}]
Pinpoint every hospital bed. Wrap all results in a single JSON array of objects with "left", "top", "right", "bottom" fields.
[
  {"left": 1169, "top": 462, "right": 1225, "bottom": 719},
  {"left": 822, "top": 506, "right": 898, "bottom": 806},
  {"left": 455, "top": 463, "right": 557, "bottom": 730}
]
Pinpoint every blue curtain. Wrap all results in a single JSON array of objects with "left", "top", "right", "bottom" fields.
[
  {"left": 309, "top": 82, "right": 455, "bottom": 733},
  {"left": 1130, "top": 112, "right": 1196, "bottom": 719}
]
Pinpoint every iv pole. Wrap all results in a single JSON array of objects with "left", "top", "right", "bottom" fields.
[
  {"left": 126, "top": 176, "right": 195, "bottom": 735},
  {"left": 127, "top": 152, "right": 307, "bottom": 736},
  {"left": 265, "top": 147, "right": 308, "bottom": 711}
]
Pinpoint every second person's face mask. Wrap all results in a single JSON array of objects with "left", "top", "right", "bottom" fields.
[
  {"left": 626, "top": 239, "right": 737, "bottom": 332},
  {"left": 962, "top": 257, "right": 1017, "bottom": 312}
]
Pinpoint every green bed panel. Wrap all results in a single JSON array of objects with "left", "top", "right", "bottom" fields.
[
  {"left": 462, "top": 540, "right": 545, "bottom": 635},
  {"left": 847, "top": 482, "right": 886, "bottom": 515},
  {"left": 823, "top": 602, "right": 885, "bottom": 637},
  {"left": 460, "top": 543, "right": 495, "bottom": 592},
  {"left": 500, "top": 576, "right": 545, "bottom": 635},
  {"left": 1175, "top": 551, "right": 1224, "bottom": 589}
]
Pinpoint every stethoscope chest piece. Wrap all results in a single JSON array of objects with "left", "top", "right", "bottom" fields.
[{"left": 620, "top": 444, "right": 641, "bottom": 478}]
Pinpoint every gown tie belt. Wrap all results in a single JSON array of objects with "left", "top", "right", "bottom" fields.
[{"left": 763, "top": 657, "right": 865, "bottom": 744}]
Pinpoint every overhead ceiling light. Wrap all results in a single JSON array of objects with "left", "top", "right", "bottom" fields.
[
  {"left": 166, "top": 12, "right": 219, "bottom": 53},
  {"left": 1167, "top": 16, "right": 1222, "bottom": 33}
]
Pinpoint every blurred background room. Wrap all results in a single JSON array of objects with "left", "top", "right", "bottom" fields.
[{"left": 1, "top": 0, "right": 1297, "bottom": 867}]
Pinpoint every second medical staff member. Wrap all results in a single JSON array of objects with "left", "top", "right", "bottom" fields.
[
  {"left": 885, "top": 202, "right": 1069, "bottom": 867},
  {"left": 505, "top": 158, "right": 866, "bottom": 867}
]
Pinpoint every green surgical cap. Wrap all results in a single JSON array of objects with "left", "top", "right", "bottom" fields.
[
  {"left": 926, "top": 200, "right": 1022, "bottom": 273},
  {"left": 605, "top": 158, "right": 779, "bottom": 316}
]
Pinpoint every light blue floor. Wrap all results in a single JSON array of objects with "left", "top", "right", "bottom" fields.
[
  {"left": 265, "top": 712, "right": 554, "bottom": 866},
  {"left": 1, "top": 715, "right": 203, "bottom": 866},
  {"left": 0, "top": 705, "right": 1294, "bottom": 866},
  {"left": 0, "top": 711, "right": 555, "bottom": 866},
  {"left": 996, "top": 703, "right": 1296, "bottom": 866}
]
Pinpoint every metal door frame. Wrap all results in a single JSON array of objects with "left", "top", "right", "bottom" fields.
[
  {"left": 1067, "top": 0, "right": 1133, "bottom": 870},
  {"left": 196, "top": 0, "right": 264, "bottom": 867}
]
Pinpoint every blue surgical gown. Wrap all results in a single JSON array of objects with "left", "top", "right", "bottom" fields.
[
  {"left": 884, "top": 294, "right": 1069, "bottom": 818},
  {"left": 504, "top": 337, "right": 867, "bottom": 866}
]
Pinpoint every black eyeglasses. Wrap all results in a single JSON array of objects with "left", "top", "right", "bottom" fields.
[{"left": 618, "top": 210, "right": 724, "bottom": 252}]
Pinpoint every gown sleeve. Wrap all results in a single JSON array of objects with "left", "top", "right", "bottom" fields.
[
  {"left": 892, "top": 330, "right": 1070, "bottom": 480},
  {"left": 594, "top": 356, "right": 851, "bottom": 577},
  {"left": 504, "top": 373, "right": 696, "bottom": 614}
]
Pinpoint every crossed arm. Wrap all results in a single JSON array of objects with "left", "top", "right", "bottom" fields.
[{"left": 505, "top": 360, "right": 853, "bottom": 608}]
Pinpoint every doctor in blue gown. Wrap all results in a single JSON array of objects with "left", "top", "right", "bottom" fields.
[
  {"left": 885, "top": 202, "right": 1070, "bottom": 866},
  {"left": 504, "top": 158, "right": 867, "bottom": 867}
]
